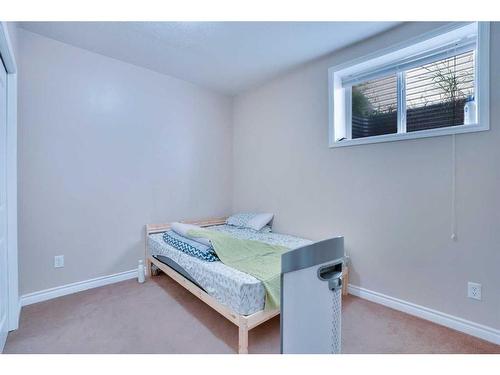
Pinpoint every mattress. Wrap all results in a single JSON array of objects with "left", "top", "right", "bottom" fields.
[{"left": 148, "top": 225, "right": 312, "bottom": 316}]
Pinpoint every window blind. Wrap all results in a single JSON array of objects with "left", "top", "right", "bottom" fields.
[
  {"left": 406, "top": 49, "right": 475, "bottom": 131},
  {"left": 341, "top": 36, "right": 476, "bottom": 88}
]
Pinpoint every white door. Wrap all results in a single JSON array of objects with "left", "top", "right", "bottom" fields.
[{"left": 0, "top": 59, "right": 8, "bottom": 351}]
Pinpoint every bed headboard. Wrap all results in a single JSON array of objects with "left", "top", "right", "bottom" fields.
[{"left": 145, "top": 216, "right": 227, "bottom": 235}]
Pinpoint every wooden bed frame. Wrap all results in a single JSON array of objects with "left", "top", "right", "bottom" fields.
[{"left": 145, "top": 216, "right": 279, "bottom": 354}]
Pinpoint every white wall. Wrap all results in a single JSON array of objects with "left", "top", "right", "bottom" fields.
[
  {"left": 18, "top": 29, "right": 233, "bottom": 294},
  {"left": 233, "top": 22, "right": 500, "bottom": 329}
]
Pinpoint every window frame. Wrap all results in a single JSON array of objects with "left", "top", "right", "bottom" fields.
[{"left": 328, "top": 22, "right": 490, "bottom": 148}]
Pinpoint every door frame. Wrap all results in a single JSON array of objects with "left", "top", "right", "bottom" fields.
[{"left": 0, "top": 22, "right": 19, "bottom": 332}]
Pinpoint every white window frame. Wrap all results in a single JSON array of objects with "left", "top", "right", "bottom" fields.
[{"left": 328, "top": 22, "right": 490, "bottom": 148}]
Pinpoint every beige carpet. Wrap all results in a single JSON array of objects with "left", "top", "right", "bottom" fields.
[{"left": 5, "top": 274, "right": 499, "bottom": 354}]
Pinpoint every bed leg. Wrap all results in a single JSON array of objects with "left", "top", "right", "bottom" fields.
[
  {"left": 146, "top": 257, "right": 152, "bottom": 278},
  {"left": 238, "top": 323, "right": 249, "bottom": 354},
  {"left": 342, "top": 266, "right": 349, "bottom": 296}
]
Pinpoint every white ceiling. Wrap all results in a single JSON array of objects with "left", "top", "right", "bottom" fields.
[{"left": 20, "top": 22, "right": 400, "bottom": 95}]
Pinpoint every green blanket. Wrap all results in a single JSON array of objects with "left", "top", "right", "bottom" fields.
[{"left": 188, "top": 229, "right": 288, "bottom": 311}]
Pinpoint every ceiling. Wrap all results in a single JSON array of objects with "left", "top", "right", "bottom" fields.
[{"left": 20, "top": 22, "right": 400, "bottom": 95}]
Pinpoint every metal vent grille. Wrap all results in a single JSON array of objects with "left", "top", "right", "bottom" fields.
[{"left": 331, "top": 288, "right": 342, "bottom": 354}]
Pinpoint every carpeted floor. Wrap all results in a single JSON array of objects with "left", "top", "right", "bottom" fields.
[{"left": 4, "top": 274, "right": 500, "bottom": 354}]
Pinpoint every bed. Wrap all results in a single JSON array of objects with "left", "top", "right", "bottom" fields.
[{"left": 144, "top": 216, "right": 311, "bottom": 354}]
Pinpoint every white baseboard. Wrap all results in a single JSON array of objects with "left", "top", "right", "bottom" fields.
[
  {"left": 20, "top": 269, "right": 138, "bottom": 307},
  {"left": 348, "top": 284, "right": 500, "bottom": 345}
]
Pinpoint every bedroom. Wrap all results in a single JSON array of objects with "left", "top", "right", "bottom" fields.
[{"left": 0, "top": 0, "right": 499, "bottom": 373}]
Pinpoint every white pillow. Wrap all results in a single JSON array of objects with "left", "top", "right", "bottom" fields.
[
  {"left": 171, "top": 222, "right": 211, "bottom": 247},
  {"left": 226, "top": 213, "right": 274, "bottom": 231},
  {"left": 247, "top": 213, "right": 274, "bottom": 231}
]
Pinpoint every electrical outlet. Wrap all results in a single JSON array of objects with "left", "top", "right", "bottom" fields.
[
  {"left": 54, "top": 255, "right": 64, "bottom": 268},
  {"left": 467, "top": 282, "right": 481, "bottom": 300}
]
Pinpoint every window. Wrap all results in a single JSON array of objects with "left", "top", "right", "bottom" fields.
[
  {"left": 352, "top": 74, "right": 398, "bottom": 139},
  {"left": 329, "top": 22, "right": 490, "bottom": 147},
  {"left": 406, "top": 50, "right": 475, "bottom": 132}
]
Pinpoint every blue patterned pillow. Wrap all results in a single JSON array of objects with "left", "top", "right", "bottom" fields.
[
  {"left": 227, "top": 213, "right": 256, "bottom": 228},
  {"left": 163, "top": 230, "right": 219, "bottom": 262}
]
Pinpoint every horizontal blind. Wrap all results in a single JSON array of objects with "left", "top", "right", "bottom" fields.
[
  {"left": 342, "top": 36, "right": 476, "bottom": 88},
  {"left": 406, "top": 50, "right": 474, "bottom": 108},
  {"left": 406, "top": 50, "right": 475, "bottom": 132},
  {"left": 352, "top": 74, "right": 397, "bottom": 113},
  {"left": 351, "top": 74, "right": 398, "bottom": 139}
]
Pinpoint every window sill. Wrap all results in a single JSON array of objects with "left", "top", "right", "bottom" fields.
[{"left": 329, "top": 123, "right": 489, "bottom": 148}]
